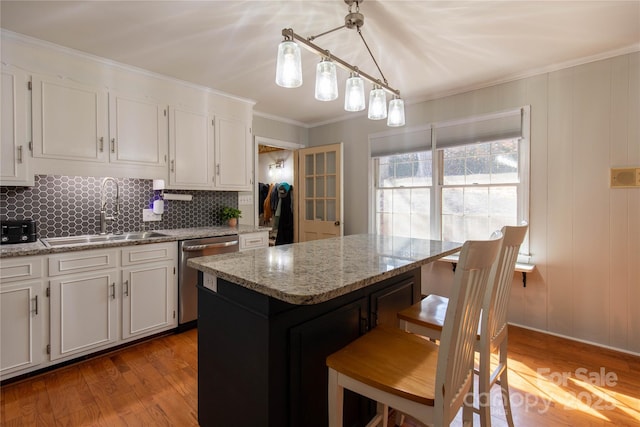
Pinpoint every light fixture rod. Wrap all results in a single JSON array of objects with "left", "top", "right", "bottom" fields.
[
  {"left": 357, "top": 28, "right": 387, "bottom": 86},
  {"left": 308, "top": 24, "right": 347, "bottom": 42},
  {"left": 282, "top": 28, "right": 400, "bottom": 97}
]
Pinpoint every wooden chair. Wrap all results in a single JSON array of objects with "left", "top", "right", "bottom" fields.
[
  {"left": 397, "top": 223, "right": 528, "bottom": 427},
  {"left": 326, "top": 235, "right": 503, "bottom": 427}
]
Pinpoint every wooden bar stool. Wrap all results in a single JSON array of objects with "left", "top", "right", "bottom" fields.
[
  {"left": 326, "top": 234, "right": 503, "bottom": 427},
  {"left": 397, "top": 224, "right": 528, "bottom": 427}
]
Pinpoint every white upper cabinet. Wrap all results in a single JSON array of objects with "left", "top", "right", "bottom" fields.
[
  {"left": 168, "top": 106, "right": 215, "bottom": 189},
  {"left": 30, "top": 75, "right": 169, "bottom": 179},
  {"left": 31, "top": 74, "right": 108, "bottom": 163},
  {"left": 1, "top": 66, "right": 33, "bottom": 186},
  {"left": 214, "top": 116, "right": 252, "bottom": 191},
  {"left": 108, "top": 92, "right": 168, "bottom": 168},
  {"left": 3, "top": 34, "right": 254, "bottom": 186}
]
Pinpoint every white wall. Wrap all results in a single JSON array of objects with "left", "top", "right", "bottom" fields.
[{"left": 308, "top": 52, "right": 640, "bottom": 354}]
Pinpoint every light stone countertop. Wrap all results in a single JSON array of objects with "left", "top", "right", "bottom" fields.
[
  {"left": 188, "top": 234, "right": 462, "bottom": 305},
  {"left": 0, "top": 225, "right": 269, "bottom": 258}
]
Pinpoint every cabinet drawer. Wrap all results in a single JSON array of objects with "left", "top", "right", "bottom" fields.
[
  {"left": 0, "top": 256, "right": 43, "bottom": 283},
  {"left": 48, "top": 249, "right": 118, "bottom": 277},
  {"left": 121, "top": 242, "right": 177, "bottom": 266},
  {"left": 239, "top": 232, "right": 269, "bottom": 251}
]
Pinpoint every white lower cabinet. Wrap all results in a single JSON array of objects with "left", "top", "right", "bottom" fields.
[
  {"left": 0, "top": 256, "right": 45, "bottom": 376},
  {"left": 0, "top": 242, "right": 177, "bottom": 380},
  {"left": 121, "top": 243, "right": 177, "bottom": 340},
  {"left": 239, "top": 231, "right": 269, "bottom": 251},
  {"left": 49, "top": 269, "right": 119, "bottom": 361}
]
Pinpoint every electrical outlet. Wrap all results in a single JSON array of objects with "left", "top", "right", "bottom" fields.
[
  {"left": 142, "top": 209, "right": 162, "bottom": 221},
  {"left": 204, "top": 273, "right": 217, "bottom": 291},
  {"left": 238, "top": 194, "right": 253, "bottom": 205}
]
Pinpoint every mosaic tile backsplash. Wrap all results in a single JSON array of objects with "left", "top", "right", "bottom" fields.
[{"left": 0, "top": 175, "right": 238, "bottom": 238}]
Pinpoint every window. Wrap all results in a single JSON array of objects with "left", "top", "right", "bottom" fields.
[
  {"left": 370, "top": 107, "right": 530, "bottom": 254},
  {"left": 375, "top": 151, "right": 433, "bottom": 239},
  {"left": 441, "top": 139, "right": 520, "bottom": 242}
]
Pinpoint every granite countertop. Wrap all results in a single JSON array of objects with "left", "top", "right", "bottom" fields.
[
  {"left": 188, "top": 234, "right": 462, "bottom": 305},
  {"left": 0, "top": 225, "right": 270, "bottom": 258}
]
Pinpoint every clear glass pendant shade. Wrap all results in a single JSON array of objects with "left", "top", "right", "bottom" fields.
[
  {"left": 275, "top": 40, "right": 302, "bottom": 88},
  {"left": 387, "top": 97, "right": 405, "bottom": 127},
  {"left": 368, "top": 86, "right": 387, "bottom": 120},
  {"left": 344, "top": 74, "right": 365, "bottom": 112},
  {"left": 315, "top": 59, "right": 338, "bottom": 101}
]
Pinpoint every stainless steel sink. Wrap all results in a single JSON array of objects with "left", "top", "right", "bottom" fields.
[{"left": 42, "top": 232, "right": 169, "bottom": 247}]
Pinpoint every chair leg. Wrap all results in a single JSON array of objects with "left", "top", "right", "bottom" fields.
[
  {"left": 462, "top": 395, "right": 474, "bottom": 427},
  {"left": 478, "top": 348, "right": 492, "bottom": 427},
  {"left": 328, "top": 368, "right": 344, "bottom": 427},
  {"left": 498, "top": 342, "right": 515, "bottom": 427}
]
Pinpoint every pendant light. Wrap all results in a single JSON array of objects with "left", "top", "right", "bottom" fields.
[
  {"left": 275, "top": 1, "right": 405, "bottom": 126},
  {"left": 315, "top": 58, "right": 338, "bottom": 101},
  {"left": 387, "top": 96, "right": 405, "bottom": 127},
  {"left": 368, "top": 85, "right": 387, "bottom": 120},
  {"left": 344, "top": 72, "right": 365, "bottom": 112},
  {"left": 275, "top": 40, "right": 302, "bottom": 88}
]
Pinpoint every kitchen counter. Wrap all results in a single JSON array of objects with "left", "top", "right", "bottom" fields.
[
  {"left": 191, "top": 234, "right": 462, "bottom": 427},
  {"left": 188, "top": 233, "right": 462, "bottom": 305},
  {"left": 0, "top": 225, "right": 268, "bottom": 258}
]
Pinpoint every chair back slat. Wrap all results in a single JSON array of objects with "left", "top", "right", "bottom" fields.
[
  {"left": 483, "top": 223, "right": 528, "bottom": 344},
  {"left": 435, "top": 234, "right": 503, "bottom": 422}
]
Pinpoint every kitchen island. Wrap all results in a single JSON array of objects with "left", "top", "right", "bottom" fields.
[{"left": 188, "top": 234, "right": 461, "bottom": 427}]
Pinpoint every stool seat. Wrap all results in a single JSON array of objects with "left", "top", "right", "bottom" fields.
[
  {"left": 327, "top": 325, "right": 439, "bottom": 406},
  {"left": 398, "top": 294, "right": 448, "bottom": 339}
]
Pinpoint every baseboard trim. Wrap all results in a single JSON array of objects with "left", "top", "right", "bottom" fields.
[{"left": 508, "top": 322, "right": 640, "bottom": 358}]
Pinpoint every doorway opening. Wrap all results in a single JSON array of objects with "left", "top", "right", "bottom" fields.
[{"left": 254, "top": 137, "right": 304, "bottom": 245}]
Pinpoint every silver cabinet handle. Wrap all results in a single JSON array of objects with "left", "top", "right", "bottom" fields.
[
  {"left": 123, "top": 279, "right": 129, "bottom": 297},
  {"left": 170, "top": 160, "right": 175, "bottom": 172},
  {"left": 110, "top": 283, "right": 116, "bottom": 299},
  {"left": 17, "top": 146, "right": 23, "bottom": 163},
  {"left": 99, "top": 137, "right": 104, "bottom": 152},
  {"left": 111, "top": 138, "right": 116, "bottom": 153},
  {"left": 33, "top": 295, "right": 38, "bottom": 315},
  {"left": 216, "top": 164, "right": 220, "bottom": 176}
]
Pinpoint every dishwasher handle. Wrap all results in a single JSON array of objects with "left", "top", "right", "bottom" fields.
[{"left": 182, "top": 240, "right": 239, "bottom": 252}]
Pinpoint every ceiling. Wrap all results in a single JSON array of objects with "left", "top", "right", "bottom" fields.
[{"left": 1, "top": 1, "right": 639, "bottom": 127}]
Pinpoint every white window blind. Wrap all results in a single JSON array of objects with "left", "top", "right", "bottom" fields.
[
  {"left": 369, "top": 108, "right": 523, "bottom": 156},
  {"left": 434, "top": 109, "right": 523, "bottom": 149},
  {"left": 369, "top": 125, "right": 432, "bottom": 157}
]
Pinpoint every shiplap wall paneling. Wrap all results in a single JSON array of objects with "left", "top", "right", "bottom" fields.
[
  {"left": 572, "top": 60, "right": 612, "bottom": 344},
  {"left": 625, "top": 54, "right": 640, "bottom": 354},
  {"left": 546, "top": 68, "right": 575, "bottom": 337},
  {"left": 609, "top": 55, "right": 632, "bottom": 350},
  {"left": 520, "top": 75, "right": 550, "bottom": 331}
]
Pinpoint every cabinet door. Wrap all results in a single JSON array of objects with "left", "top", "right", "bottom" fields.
[
  {"left": 214, "top": 116, "right": 252, "bottom": 191},
  {"left": 108, "top": 92, "right": 168, "bottom": 167},
  {"left": 0, "top": 280, "right": 43, "bottom": 376},
  {"left": 168, "top": 106, "right": 214, "bottom": 189},
  {"left": 370, "top": 276, "right": 417, "bottom": 328},
  {"left": 32, "top": 74, "right": 108, "bottom": 163},
  {"left": 1, "top": 66, "right": 33, "bottom": 186},
  {"left": 49, "top": 270, "right": 118, "bottom": 360},
  {"left": 121, "top": 261, "right": 177, "bottom": 339},
  {"left": 289, "top": 298, "right": 368, "bottom": 427}
]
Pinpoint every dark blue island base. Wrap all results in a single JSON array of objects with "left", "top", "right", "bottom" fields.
[{"left": 197, "top": 268, "right": 420, "bottom": 427}]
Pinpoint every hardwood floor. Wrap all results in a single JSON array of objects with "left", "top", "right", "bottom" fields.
[{"left": 1, "top": 325, "right": 639, "bottom": 426}]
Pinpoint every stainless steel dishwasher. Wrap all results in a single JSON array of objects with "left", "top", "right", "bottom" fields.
[{"left": 178, "top": 235, "right": 239, "bottom": 326}]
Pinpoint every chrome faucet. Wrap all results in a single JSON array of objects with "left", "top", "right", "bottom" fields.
[{"left": 99, "top": 177, "right": 120, "bottom": 234}]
